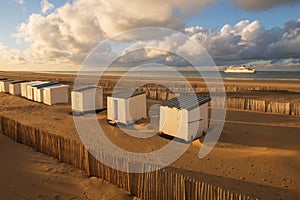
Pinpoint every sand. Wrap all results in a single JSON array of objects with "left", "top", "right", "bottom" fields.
[
  {"left": 0, "top": 134, "right": 133, "bottom": 200},
  {"left": 0, "top": 71, "right": 300, "bottom": 199}
]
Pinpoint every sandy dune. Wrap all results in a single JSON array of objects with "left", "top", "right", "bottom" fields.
[{"left": 0, "top": 135, "right": 133, "bottom": 200}]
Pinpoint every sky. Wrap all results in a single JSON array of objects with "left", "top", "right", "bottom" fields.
[{"left": 0, "top": 0, "right": 300, "bottom": 71}]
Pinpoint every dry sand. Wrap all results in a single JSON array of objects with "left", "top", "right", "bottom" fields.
[
  {"left": 0, "top": 71, "right": 300, "bottom": 199},
  {"left": 0, "top": 134, "right": 133, "bottom": 200}
]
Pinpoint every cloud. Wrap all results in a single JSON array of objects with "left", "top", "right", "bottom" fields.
[
  {"left": 233, "top": 0, "right": 300, "bottom": 11},
  {"left": 14, "top": 0, "right": 212, "bottom": 65},
  {"left": 117, "top": 18, "right": 300, "bottom": 68},
  {"left": 41, "top": 0, "right": 54, "bottom": 14},
  {"left": 16, "top": 0, "right": 24, "bottom": 5},
  {"left": 13, "top": 0, "right": 300, "bottom": 69},
  {"left": 0, "top": 42, "right": 27, "bottom": 65},
  {"left": 185, "top": 19, "right": 300, "bottom": 63}
]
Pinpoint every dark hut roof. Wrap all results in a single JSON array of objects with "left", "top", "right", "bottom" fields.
[
  {"left": 32, "top": 82, "right": 60, "bottom": 89},
  {"left": 10, "top": 80, "right": 27, "bottom": 84},
  {"left": 161, "top": 95, "right": 211, "bottom": 111},
  {"left": 0, "top": 79, "right": 14, "bottom": 82},
  {"left": 73, "top": 86, "right": 101, "bottom": 92},
  {"left": 111, "top": 90, "right": 145, "bottom": 99}
]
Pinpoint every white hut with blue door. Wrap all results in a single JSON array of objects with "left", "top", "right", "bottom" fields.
[
  {"left": 107, "top": 90, "right": 147, "bottom": 125},
  {"left": 159, "top": 95, "right": 211, "bottom": 141}
]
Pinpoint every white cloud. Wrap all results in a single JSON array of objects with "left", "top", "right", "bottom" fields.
[
  {"left": 41, "top": 0, "right": 54, "bottom": 14},
  {"left": 185, "top": 19, "right": 300, "bottom": 63},
  {"left": 12, "top": 0, "right": 300, "bottom": 70},
  {"left": 14, "top": 0, "right": 212, "bottom": 65},
  {"left": 16, "top": 0, "right": 24, "bottom": 5},
  {"left": 0, "top": 42, "right": 27, "bottom": 65},
  {"left": 119, "top": 18, "right": 300, "bottom": 67}
]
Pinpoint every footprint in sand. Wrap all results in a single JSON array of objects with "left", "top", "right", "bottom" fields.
[
  {"left": 53, "top": 194, "right": 61, "bottom": 200},
  {"left": 280, "top": 184, "right": 289, "bottom": 188},
  {"left": 46, "top": 167, "right": 54, "bottom": 171}
]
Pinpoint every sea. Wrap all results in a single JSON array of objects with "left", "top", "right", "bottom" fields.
[{"left": 43, "top": 71, "right": 300, "bottom": 81}]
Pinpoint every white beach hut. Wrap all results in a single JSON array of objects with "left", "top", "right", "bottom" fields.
[
  {"left": 0, "top": 79, "right": 14, "bottom": 93},
  {"left": 107, "top": 90, "right": 147, "bottom": 125},
  {"left": 21, "top": 81, "right": 44, "bottom": 98},
  {"left": 43, "top": 84, "right": 69, "bottom": 105},
  {"left": 32, "top": 82, "right": 60, "bottom": 102},
  {"left": 159, "top": 95, "right": 211, "bottom": 141},
  {"left": 71, "top": 86, "right": 103, "bottom": 113},
  {"left": 26, "top": 82, "right": 49, "bottom": 100},
  {"left": 9, "top": 80, "right": 27, "bottom": 95}
]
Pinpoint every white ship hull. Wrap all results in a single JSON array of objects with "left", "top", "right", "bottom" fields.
[
  {"left": 224, "top": 65, "right": 256, "bottom": 74},
  {"left": 224, "top": 70, "right": 256, "bottom": 74}
]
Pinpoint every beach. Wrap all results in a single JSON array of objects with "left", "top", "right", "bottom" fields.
[
  {"left": 0, "top": 134, "right": 133, "bottom": 200},
  {"left": 0, "top": 71, "right": 300, "bottom": 199}
]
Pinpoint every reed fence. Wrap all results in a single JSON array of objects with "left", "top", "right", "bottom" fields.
[
  {"left": 0, "top": 116, "right": 256, "bottom": 200},
  {"left": 140, "top": 89, "right": 300, "bottom": 116}
]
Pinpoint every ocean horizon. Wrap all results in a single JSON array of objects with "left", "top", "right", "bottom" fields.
[{"left": 37, "top": 70, "right": 300, "bottom": 81}]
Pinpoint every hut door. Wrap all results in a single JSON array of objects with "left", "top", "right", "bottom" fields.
[{"left": 114, "top": 100, "right": 119, "bottom": 120}]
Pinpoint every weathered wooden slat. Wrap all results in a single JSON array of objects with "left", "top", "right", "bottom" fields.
[{"left": 0, "top": 116, "right": 255, "bottom": 200}]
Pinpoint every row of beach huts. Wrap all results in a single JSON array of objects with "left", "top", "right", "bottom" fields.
[
  {"left": 0, "top": 77, "right": 211, "bottom": 141},
  {"left": 0, "top": 78, "right": 69, "bottom": 105}
]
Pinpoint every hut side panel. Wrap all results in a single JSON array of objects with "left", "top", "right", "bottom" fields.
[
  {"left": 71, "top": 87, "right": 103, "bottom": 112},
  {"left": 126, "top": 93, "right": 147, "bottom": 124},
  {"left": 0, "top": 80, "right": 13, "bottom": 93},
  {"left": 159, "top": 107, "right": 184, "bottom": 138},
  {"left": 107, "top": 92, "right": 146, "bottom": 125},
  {"left": 9, "top": 83, "right": 25, "bottom": 95},
  {"left": 188, "top": 103, "right": 208, "bottom": 140},
  {"left": 43, "top": 85, "right": 69, "bottom": 105}
]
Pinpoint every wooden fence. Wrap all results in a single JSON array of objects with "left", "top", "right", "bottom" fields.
[
  {"left": 0, "top": 116, "right": 256, "bottom": 200},
  {"left": 225, "top": 98, "right": 300, "bottom": 116},
  {"left": 140, "top": 88, "right": 300, "bottom": 116},
  {"left": 102, "top": 84, "right": 299, "bottom": 116},
  {"left": 100, "top": 82, "right": 277, "bottom": 94}
]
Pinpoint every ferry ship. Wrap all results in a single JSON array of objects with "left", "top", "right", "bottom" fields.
[{"left": 224, "top": 65, "right": 256, "bottom": 74}]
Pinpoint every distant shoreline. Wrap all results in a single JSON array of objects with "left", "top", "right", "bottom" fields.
[{"left": 1, "top": 70, "right": 300, "bottom": 81}]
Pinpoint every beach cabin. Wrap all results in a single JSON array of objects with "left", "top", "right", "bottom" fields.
[
  {"left": 8, "top": 80, "right": 27, "bottom": 95},
  {"left": 21, "top": 81, "right": 44, "bottom": 98},
  {"left": 26, "top": 82, "right": 51, "bottom": 100},
  {"left": 107, "top": 90, "right": 146, "bottom": 125},
  {"left": 43, "top": 84, "right": 69, "bottom": 105},
  {"left": 71, "top": 86, "right": 103, "bottom": 113},
  {"left": 159, "top": 95, "right": 211, "bottom": 141},
  {"left": 32, "top": 82, "right": 60, "bottom": 102},
  {"left": 0, "top": 79, "right": 14, "bottom": 93}
]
